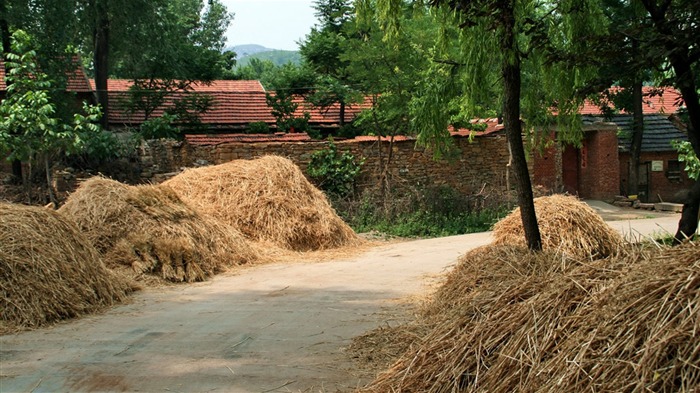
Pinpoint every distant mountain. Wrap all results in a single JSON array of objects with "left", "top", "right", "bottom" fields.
[
  {"left": 228, "top": 44, "right": 273, "bottom": 58},
  {"left": 237, "top": 50, "right": 301, "bottom": 67}
]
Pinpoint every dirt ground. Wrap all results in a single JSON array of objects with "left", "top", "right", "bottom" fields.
[{"left": 0, "top": 210, "right": 682, "bottom": 393}]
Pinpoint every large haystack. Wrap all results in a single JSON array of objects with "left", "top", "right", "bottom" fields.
[
  {"left": 358, "top": 242, "right": 700, "bottom": 392},
  {"left": 163, "top": 155, "right": 361, "bottom": 251},
  {"left": 59, "top": 177, "right": 260, "bottom": 283},
  {"left": 492, "top": 194, "right": 625, "bottom": 259},
  {"left": 0, "top": 203, "right": 135, "bottom": 333}
]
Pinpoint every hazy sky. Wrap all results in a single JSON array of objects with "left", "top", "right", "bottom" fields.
[{"left": 221, "top": 0, "right": 318, "bottom": 51}]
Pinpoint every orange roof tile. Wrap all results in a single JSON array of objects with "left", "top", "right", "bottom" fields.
[
  {"left": 1, "top": 57, "right": 92, "bottom": 93},
  {"left": 185, "top": 132, "right": 311, "bottom": 145},
  {"left": 579, "top": 87, "right": 683, "bottom": 115}
]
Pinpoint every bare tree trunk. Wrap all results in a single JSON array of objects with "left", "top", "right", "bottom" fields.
[
  {"left": 44, "top": 158, "right": 58, "bottom": 209},
  {"left": 628, "top": 78, "right": 644, "bottom": 196},
  {"left": 642, "top": 0, "right": 700, "bottom": 242},
  {"left": 502, "top": 5, "right": 541, "bottom": 251},
  {"left": 93, "top": 0, "right": 110, "bottom": 129}
]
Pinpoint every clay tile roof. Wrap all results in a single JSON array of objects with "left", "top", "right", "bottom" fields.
[
  {"left": 99, "top": 79, "right": 272, "bottom": 126},
  {"left": 579, "top": 87, "right": 684, "bottom": 115},
  {"left": 185, "top": 132, "right": 311, "bottom": 145},
  {"left": 291, "top": 95, "right": 373, "bottom": 125},
  {"left": 581, "top": 114, "right": 688, "bottom": 153},
  {"left": 1, "top": 56, "right": 92, "bottom": 93}
]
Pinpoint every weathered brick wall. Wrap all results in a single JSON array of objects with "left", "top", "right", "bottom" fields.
[
  {"left": 619, "top": 151, "right": 694, "bottom": 203},
  {"left": 532, "top": 125, "right": 620, "bottom": 200},
  {"left": 579, "top": 128, "right": 620, "bottom": 200},
  {"left": 139, "top": 134, "right": 516, "bottom": 195}
]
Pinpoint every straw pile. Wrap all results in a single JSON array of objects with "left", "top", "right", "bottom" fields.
[
  {"left": 358, "top": 242, "right": 700, "bottom": 392},
  {"left": 163, "top": 155, "right": 362, "bottom": 251},
  {"left": 0, "top": 203, "right": 135, "bottom": 333},
  {"left": 59, "top": 177, "right": 260, "bottom": 283},
  {"left": 492, "top": 194, "right": 624, "bottom": 259}
]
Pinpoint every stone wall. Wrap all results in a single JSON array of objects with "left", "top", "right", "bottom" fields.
[{"left": 139, "top": 134, "right": 515, "bottom": 195}]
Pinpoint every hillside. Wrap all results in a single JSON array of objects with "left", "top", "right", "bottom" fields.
[{"left": 237, "top": 50, "right": 301, "bottom": 67}]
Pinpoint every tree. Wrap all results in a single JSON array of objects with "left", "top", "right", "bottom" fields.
[
  {"left": 0, "top": 30, "right": 101, "bottom": 206},
  {"left": 375, "top": 0, "right": 606, "bottom": 250},
  {"left": 300, "top": 0, "right": 360, "bottom": 128},
  {"left": 637, "top": 0, "right": 700, "bottom": 242}
]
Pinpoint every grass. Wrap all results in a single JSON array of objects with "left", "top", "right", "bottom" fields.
[{"left": 334, "top": 186, "right": 513, "bottom": 238}]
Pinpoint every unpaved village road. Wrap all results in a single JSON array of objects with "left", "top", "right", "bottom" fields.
[{"left": 0, "top": 214, "right": 680, "bottom": 393}]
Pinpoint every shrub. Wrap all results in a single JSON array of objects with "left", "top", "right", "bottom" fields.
[{"left": 307, "top": 140, "right": 363, "bottom": 198}]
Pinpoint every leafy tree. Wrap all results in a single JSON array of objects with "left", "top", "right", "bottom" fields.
[
  {"left": 300, "top": 0, "right": 360, "bottom": 127},
  {"left": 635, "top": 0, "right": 700, "bottom": 242},
  {"left": 0, "top": 31, "right": 101, "bottom": 206},
  {"left": 375, "top": 0, "right": 605, "bottom": 250},
  {"left": 264, "top": 63, "right": 316, "bottom": 133},
  {"left": 307, "top": 139, "right": 364, "bottom": 198}
]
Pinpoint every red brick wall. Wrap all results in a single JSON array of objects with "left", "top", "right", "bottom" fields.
[
  {"left": 619, "top": 151, "right": 694, "bottom": 203},
  {"left": 532, "top": 144, "right": 558, "bottom": 191},
  {"left": 579, "top": 129, "right": 620, "bottom": 199},
  {"left": 532, "top": 126, "right": 620, "bottom": 200}
]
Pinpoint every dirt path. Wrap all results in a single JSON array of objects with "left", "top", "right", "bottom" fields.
[{"left": 0, "top": 215, "right": 680, "bottom": 393}]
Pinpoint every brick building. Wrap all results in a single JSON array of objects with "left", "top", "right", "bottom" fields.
[{"left": 532, "top": 87, "right": 691, "bottom": 202}]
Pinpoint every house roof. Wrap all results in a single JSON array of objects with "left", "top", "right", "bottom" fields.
[
  {"left": 0, "top": 57, "right": 92, "bottom": 93},
  {"left": 99, "top": 79, "right": 370, "bottom": 127},
  {"left": 583, "top": 114, "right": 688, "bottom": 152},
  {"left": 185, "top": 132, "right": 312, "bottom": 145},
  {"left": 186, "top": 119, "right": 505, "bottom": 146},
  {"left": 579, "top": 87, "right": 683, "bottom": 115}
]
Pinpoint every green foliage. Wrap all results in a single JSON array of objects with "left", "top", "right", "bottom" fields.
[
  {"left": 337, "top": 186, "right": 511, "bottom": 238},
  {"left": 247, "top": 121, "right": 272, "bottom": 134},
  {"left": 307, "top": 141, "right": 363, "bottom": 197},
  {"left": 265, "top": 92, "right": 311, "bottom": 133},
  {"left": 139, "top": 113, "right": 180, "bottom": 140},
  {"left": 236, "top": 50, "right": 301, "bottom": 68},
  {"left": 0, "top": 30, "right": 101, "bottom": 163},
  {"left": 673, "top": 140, "right": 700, "bottom": 180}
]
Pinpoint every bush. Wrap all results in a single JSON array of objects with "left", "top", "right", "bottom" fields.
[
  {"left": 335, "top": 185, "right": 512, "bottom": 238},
  {"left": 307, "top": 140, "right": 363, "bottom": 198},
  {"left": 247, "top": 121, "right": 271, "bottom": 134}
]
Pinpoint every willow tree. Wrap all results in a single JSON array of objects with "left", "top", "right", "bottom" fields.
[
  {"left": 636, "top": 0, "right": 700, "bottom": 242},
  {"left": 372, "top": 0, "right": 605, "bottom": 250}
]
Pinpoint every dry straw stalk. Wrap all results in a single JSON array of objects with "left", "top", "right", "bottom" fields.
[
  {"left": 492, "top": 194, "right": 625, "bottom": 259},
  {"left": 59, "top": 177, "right": 261, "bottom": 283},
  {"left": 164, "top": 155, "right": 362, "bottom": 251},
  {"left": 1, "top": 203, "right": 135, "bottom": 333}
]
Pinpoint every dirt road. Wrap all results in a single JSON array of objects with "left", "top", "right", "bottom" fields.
[{"left": 0, "top": 214, "right": 680, "bottom": 393}]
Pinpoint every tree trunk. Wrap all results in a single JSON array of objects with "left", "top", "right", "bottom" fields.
[
  {"left": 502, "top": 4, "right": 541, "bottom": 251},
  {"left": 339, "top": 101, "right": 346, "bottom": 127},
  {"left": 0, "top": 2, "right": 22, "bottom": 181},
  {"left": 674, "top": 180, "right": 700, "bottom": 243},
  {"left": 93, "top": 0, "right": 110, "bottom": 130},
  {"left": 628, "top": 78, "right": 644, "bottom": 196},
  {"left": 642, "top": 0, "right": 700, "bottom": 241}
]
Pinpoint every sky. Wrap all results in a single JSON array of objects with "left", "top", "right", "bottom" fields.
[{"left": 220, "top": 0, "right": 318, "bottom": 51}]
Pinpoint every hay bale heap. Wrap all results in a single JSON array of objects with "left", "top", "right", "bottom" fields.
[
  {"left": 59, "top": 177, "right": 260, "bottom": 283},
  {"left": 359, "top": 242, "right": 700, "bottom": 392},
  {"left": 164, "top": 155, "right": 361, "bottom": 251},
  {"left": 0, "top": 203, "right": 135, "bottom": 333},
  {"left": 492, "top": 194, "right": 625, "bottom": 259}
]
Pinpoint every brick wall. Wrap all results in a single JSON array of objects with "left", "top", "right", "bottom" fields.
[
  {"left": 532, "top": 125, "right": 620, "bottom": 200},
  {"left": 579, "top": 128, "right": 620, "bottom": 199},
  {"left": 140, "top": 134, "right": 516, "bottom": 195},
  {"left": 619, "top": 151, "right": 694, "bottom": 203}
]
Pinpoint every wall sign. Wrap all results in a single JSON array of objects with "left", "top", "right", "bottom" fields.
[{"left": 651, "top": 160, "right": 664, "bottom": 172}]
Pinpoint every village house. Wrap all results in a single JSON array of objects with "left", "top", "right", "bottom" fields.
[{"left": 532, "top": 87, "right": 692, "bottom": 203}]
